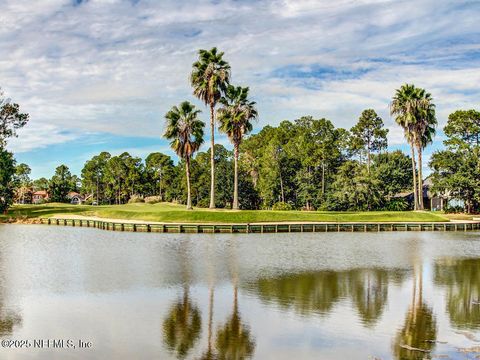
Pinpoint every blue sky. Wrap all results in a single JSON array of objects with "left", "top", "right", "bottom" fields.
[{"left": 1, "top": 0, "right": 480, "bottom": 178}]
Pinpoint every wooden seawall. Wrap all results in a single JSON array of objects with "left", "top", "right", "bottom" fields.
[{"left": 40, "top": 218, "right": 480, "bottom": 234}]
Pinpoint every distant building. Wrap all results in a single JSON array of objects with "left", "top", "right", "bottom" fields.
[
  {"left": 32, "top": 190, "right": 49, "bottom": 204},
  {"left": 394, "top": 177, "right": 464, "bottom": 211},
  {"left": 67, "top": 192, "right": 84, "bottom": 205}
]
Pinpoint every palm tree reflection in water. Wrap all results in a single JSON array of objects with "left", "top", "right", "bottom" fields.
[
  {"left": 163, "top": 240, "right": 202, "bottom": 359},
  {"left": 393, "top": 263, "right": 437, "bottom": 360}
]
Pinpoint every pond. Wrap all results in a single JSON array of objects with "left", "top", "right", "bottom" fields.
[{"left": 0, "top": 224, "right": 479, "bottom": 359}]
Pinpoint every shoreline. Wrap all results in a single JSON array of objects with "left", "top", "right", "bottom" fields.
[{"left": 4, "top": 216, "right": 477, "bottom": 234}]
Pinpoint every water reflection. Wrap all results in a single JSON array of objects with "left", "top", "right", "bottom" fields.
[
  {"left": 0, "top": 303, "right": 21, "bottom": 336},
  {"left": 347, "top": 269, "right": 390, "bottom": 327},
  {"left": 249, "top": 268, "right": 406, "bottom": 327},
  {"left": 163, "top": 240, "right": 202, "bottom": 359},
  {"left": 215, "top": 286, "right": 255, "bottom": 360},
  {"left": 163, "top": 286, "right": 202, "bottom": 359},
  {"left": 0, "top": 226, "right": 479, "bottom": 359},
  {"left": 434, "top": 258, "right": 480, "bottom": 330},
  {"left": 392, "top": 264, "right": 437, "bottom": 359},
  {"left": 0, "top": 253, "right": 21, "bottom": 336}
]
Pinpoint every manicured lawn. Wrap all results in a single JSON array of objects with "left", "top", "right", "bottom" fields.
[
  {"left": 1, "top": 203, "right": 450, "bottom": 223},
  {"left": 443, "top": 213, "right": 477, "bottom": 221}
]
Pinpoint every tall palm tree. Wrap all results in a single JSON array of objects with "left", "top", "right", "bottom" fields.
[
  {"left": 391, "top": 84, "right": 436, "bottom": 210},
  {"left": 164, "top": 101, "right": 204, "bottom": 210},
  {"left": 217, "top": 85, "right": 258, "bottom": 210},
  {"left": 412, "top": 91, "right": 436, "bottom": 209},
  {"left": 191, "top": 47, "right": 231, "bottom": 209}
]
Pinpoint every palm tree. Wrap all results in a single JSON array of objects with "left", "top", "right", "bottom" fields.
[
  {"left": 164, "top": 101, "right": 204, "bottom": 210},
  {"left": 412, "top": 91, "right": 436, "bottom": 210},
  {"left": 217, "top": 85, "right": 258, "bottom": 210},
  {"left": 191, "top": 47, "right": 231, "bottom": 209},
  {"left": 391, "top": 84, "right": 436, "bottom": 210}
]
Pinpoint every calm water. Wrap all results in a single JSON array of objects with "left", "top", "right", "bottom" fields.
[{"left": 0, "top": 225, "right": 479, "bottom": 359}]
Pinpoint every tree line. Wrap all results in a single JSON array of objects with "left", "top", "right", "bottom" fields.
[{"left": 2, "top": 47, "right": 480, "bottom": 213}]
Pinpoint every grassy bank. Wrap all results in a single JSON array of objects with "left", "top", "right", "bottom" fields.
[{"left": 0, "top": 203, "right": 451, "bottom": 223}]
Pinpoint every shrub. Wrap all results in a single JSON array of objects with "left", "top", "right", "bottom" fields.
[
  {"left": 384, "top": 198, "right": 409, "bottom": 211},
  {"left": 145, "top": 196, "right": 162, "bottom": 204},
  {"left": 444, "top": 205, "right": 464, "bottom": 214},
  {"left": 272, "top": 201, "right": 293, "bottom": 211},
  {"left": 196, "top": 198, "right": 210, "bottom": 208},
  {"left": 128, "top": 195, "right": 144, "bottom": 204}
]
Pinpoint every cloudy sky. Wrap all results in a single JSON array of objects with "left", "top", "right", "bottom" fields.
[{"left": 1, "top": 0, "right": 479, "bottom": 178}]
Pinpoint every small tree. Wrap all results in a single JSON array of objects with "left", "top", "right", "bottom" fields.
[
  {"left": 0, "top": 89, "right": 29, "bottom": 148},
  {"left": 350, "top": 109, "right": 388, "bottom": 172},
  {"left": 49, "top": 165, "right": 75, "bottom": 203},
  {"left": 0, "top": 149, "right": 16, "bottom": 213},
  {"left": 164, "top": 101, "right": 205, "bottom": 210}
]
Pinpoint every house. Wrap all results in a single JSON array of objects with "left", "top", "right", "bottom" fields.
[
  {"left": 32, "top": 190, "right": 49, "bottom": 204},
  {"left": 394, "top": 177, "right": 464, "bottom": 211},
  {"left": 67, "top": 192, "right": 84, "bottom": 205}
]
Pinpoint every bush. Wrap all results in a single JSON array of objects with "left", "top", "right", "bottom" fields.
[
  {"left": 384, "top": 198, "right": 409, "bottom": 211},
  {"left": 193, "top": 198, "right": 209, "bottom": 208},
  {"left": 444, "top": 205, "right": 464, "bottom": 214},
  {"left": 145, "top": 196, "right": 162, "bottom": 204},
  {"left": 272, "top": 201, "right": 293, "bottom": 211},
  {"left": 128, "top": 195, "right": 144, "bottom": 204}
]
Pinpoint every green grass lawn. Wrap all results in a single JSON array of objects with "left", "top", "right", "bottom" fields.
[{"left": 1, "top": 202, "right": 451, "bottom": 223}]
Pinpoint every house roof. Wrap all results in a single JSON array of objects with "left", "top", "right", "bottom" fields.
[
  {"left": 33, "top": 190, "right": 48, "bottom": 196},
  {"left": 68, "top": 191, "right": 84, "bottom": 199}
]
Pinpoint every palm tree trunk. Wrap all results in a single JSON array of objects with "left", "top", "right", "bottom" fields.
[
  {"left": 209, "top": 103, "right": 216, "bottom": 209},
  {"left": 159, "top": 170, "right": 163, "bottom": 200},
  {"left": 410, "top": 145, "right": 419, "bottom": 211},
  {"left": 322, "top": 161, "right": 325, "bottom": 195},
  {"left": 233, "top": 143, "right": 239, "bottom": 210},
  {"left": 417, "top": 145, "right": 424, "bottom": 210},
  {"left": 279, "top": 169, "right": 285, "bottom": 203},
  {"left": 186, "top": 156, "right": 192, "bottom": 210}
]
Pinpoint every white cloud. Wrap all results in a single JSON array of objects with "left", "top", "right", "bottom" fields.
[
  {"left": 6, "top": 122, "right": 78, "bottom": 153},
  {"left": 0, "top": 0, "right": 479, "bottom": 155}
]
